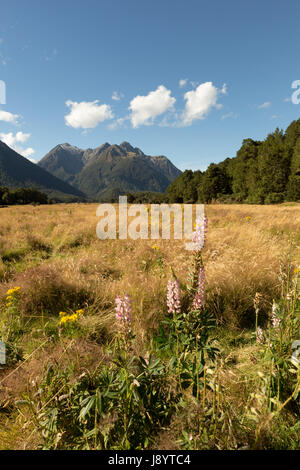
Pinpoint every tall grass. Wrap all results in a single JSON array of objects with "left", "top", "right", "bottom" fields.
[{"left": 0, "top": 203, "right": 299, "bottom": 449}]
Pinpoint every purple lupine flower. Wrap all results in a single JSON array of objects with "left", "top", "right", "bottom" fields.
[
  {"left": 192, "top": 265, "right": 205, "bottom": 310},
  {"left": 167, "top": 278, "right": 181, "bottom": 314},
  {"left": 271, "top": 302, "right": 281, "bottom": 328},
  {"left": 115, "top": 294, "right": 132, "bottom": 333},
  {"left": 192, "top": 216, "right": 208, "bottom": 251},
  {"left": 256, "top": 326, "right": 264, "bottom": 344}
]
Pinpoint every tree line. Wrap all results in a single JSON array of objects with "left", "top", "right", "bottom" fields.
[
  {"left": 166, "top": 118, "right": 300, "bottom": 204},
  {"left": 0, "top": 187, "right": 50, "bottom": 205}
]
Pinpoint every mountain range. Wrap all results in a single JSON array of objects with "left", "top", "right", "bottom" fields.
[
  {"left": 38, "top": 141, "right": 181, "bottom": 200},
  {"left": 0, "top": 140, "right": 181, "bottom": 201},
  {"left": 0, "top": 140, "right": 84, "bottom": 201}
]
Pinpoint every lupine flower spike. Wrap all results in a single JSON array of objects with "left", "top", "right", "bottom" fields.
[
  {"left": 167, "top": 278, "right": 181, "bottom": 314},
  {"left": 271, "top": 302, "right": 281, "bottom": 328},
  {"left": 256, "top": 326, "right": 264, "bottom": 344},
  {"left": 115, "top": 294, "right": 132, "bottom": 337},
  {"left": 192, "top": 265, "right": 205, "bottom": 310},
  {"left": 192, "top": 215, "right": 208, "bottom": 251}
]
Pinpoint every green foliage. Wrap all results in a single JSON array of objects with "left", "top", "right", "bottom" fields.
[
  {"left": 0, "top": 187, "right": 50, "bottom": 205},
  {"left": 167, "top": 119, "right": 300, "bottom": 204},
  {"left": 31, "top": 352, "right": 176, "bottom": 450},
  {"left": 198, "top": 164, "right": 231, "bottom": 203},
  {"left": 167, "top": 170, "right": 202, "bottom": 203},
  {"left": 0, "top": 287, "right": 23, "bottom": 365}
]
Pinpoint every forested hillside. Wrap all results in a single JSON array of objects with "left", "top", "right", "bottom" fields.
[
  {"left": 0, "top": 187, "right": 50, "bottom": 205},
  {"left": 167, "top": 118, "right": 300, "bottom": 203}
]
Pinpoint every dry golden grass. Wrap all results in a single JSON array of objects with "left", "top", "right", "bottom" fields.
[
  {"left": 0, "top": 203, "right": 298, "bottom": 328},
  {"left": 0, "top": 204, "right": 300, "bottom": 327}
]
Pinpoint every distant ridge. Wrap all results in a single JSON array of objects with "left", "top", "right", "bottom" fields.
[
  {"left": 0, "top": 140, "right": 85, "bottom": 201},
  {"left": 38, "top": 141, "right": 181, "bottom": 199}
]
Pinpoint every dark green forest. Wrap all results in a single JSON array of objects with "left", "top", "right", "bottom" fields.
[
  {"left": 0, "top": 187, "right": 50, "bottom": 206},
  {"left": 166, "top": 118, "right": 300, "bottom": 204}
]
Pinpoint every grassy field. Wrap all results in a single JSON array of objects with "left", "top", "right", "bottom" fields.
[{"left": 0, "top": 203, "right": 299, "bottom": 450}]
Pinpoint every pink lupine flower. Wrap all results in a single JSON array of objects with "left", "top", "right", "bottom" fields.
[
  {"left": 192, "top": 216, "right": 208, "bottom": 251},
  {"left": 256, "top": 326, "right": 264, "bottom": 344},
  {"left": 271, "top": 302, "right": 281, "bottom": 328},
  {"left": 192, "top": 265, "right": 205, "bottom": 310},
  {"left": 167, "top": 278, "right": 181, "bottom": 314},
  {"left": 115, "top": 294, "right": 132, "bottom": 334}
]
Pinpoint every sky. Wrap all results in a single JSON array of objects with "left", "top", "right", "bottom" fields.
[{"left": 0, "top": 0, "right": 300, "bottom": 170}]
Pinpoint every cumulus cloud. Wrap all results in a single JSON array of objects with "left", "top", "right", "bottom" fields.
[
  {"left": 179, "top": 78, "right": 188, "bottom": 88},
  {"left": 0, "top": 131, "right": 35, "bottom": 158},
  {"left": 65, "top": 100, "right": 114, "bottom": 129},
  {"left": 181, "top": 82, "right": 225, "bottom": 126},
  {"left": 112, "top": 91, "right": 124, "bottom": 101},
  {"left": 258, "top": 101, "right": 271, "bottom": 109},
  {"left": 0, "top": 110, "right": 20, "bottom": 123},
  {"left": 129, "top": 85, "right": 176, "bottom": 128}
]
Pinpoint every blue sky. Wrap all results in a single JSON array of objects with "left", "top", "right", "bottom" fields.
[{"left": 0, "top": 0, "right": 300, "bottom": 170}]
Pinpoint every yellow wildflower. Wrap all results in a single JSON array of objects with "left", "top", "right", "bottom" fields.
[
  {"left": 6, "top": 286, "right": 21, "bottom": 296},
  {"left": 59, "top": 311, "right": 80, "bottom": 326}
]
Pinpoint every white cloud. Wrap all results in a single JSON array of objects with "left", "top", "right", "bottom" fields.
[
  {"left": 0, "top": 131, "right": 35, "bottom": 158},
  {"left": 258, "top": 101, "right": 271, "bottom": 109},
  {"left": 0, "top": 110, "right": 20, "bottom": 123},
  {"left": 112, "top": 91, "right": 124, "bottom": 101},
  {"left": 21, "top": 147, "right": 35, "bottom": 158},
  {"left": 221, "top": 111, "right": 238, "bottom": 120},
  {"left": 65, "top": 100, "right": 114, "bottom": 129},
  {"left": 179, "top": 78, "right": 188, "bottom": 88},
  {"left": 129, "top": 85, "right": 176, "bottom": 128},
  {"left": 15, "top": 131, "right": 31, "bottom": 143},
  {"left": 181, "top": 82, "right": 224, "bottom": 126},
  {"left": 108, "top": 116, "right": 128, "bottom": 130},
  {"left": 221, "top": 83, "right": 227, "bottom": 95}
]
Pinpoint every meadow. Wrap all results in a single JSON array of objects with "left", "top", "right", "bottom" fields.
[{"left": 0, "top": 203, "right": 299, "bottom": 450}]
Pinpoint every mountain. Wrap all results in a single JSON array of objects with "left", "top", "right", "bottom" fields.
[
  {"left": 38, "top": 143, "right": 85, "bottom": 184},
  {"left": 38, "top": 141, "right": 181, "bottom": 199},
  {"left": 0, "top": 140, "right": 85, "bottom": 201}
]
